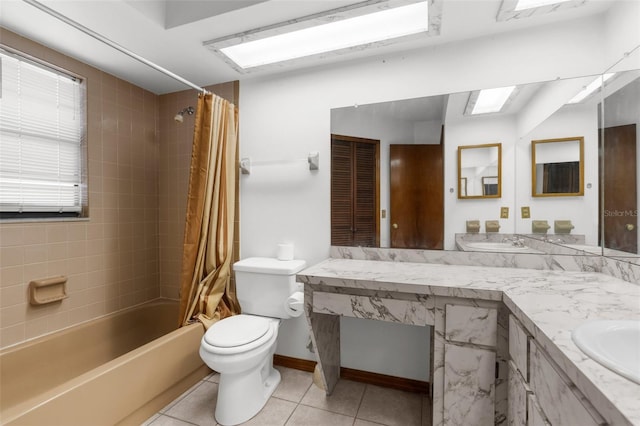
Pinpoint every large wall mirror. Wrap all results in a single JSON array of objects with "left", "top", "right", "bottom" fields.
[
  {"left": 458, "top": 143, "right": 501, "bottom": 199},
  {"left": 329, "top": 51, "right": 638, "bottom": 253},
  {"left": 531, "top": 137, "right": 584, "bottom": 197}
]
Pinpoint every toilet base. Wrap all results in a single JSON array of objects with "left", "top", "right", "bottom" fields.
[{"left": 214, "top": 353, "right": 281, "bottom": 425}]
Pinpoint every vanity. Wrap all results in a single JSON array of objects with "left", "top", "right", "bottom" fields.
[{"left": 299, "top": 254, "right": 640, "bottom": 426}]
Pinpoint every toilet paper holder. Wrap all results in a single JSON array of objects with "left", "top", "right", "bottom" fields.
[{"left": 285, "top": 291, "right": 304, "bottom": 317}]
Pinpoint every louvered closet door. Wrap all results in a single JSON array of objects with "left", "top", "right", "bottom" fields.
[
  {"left": 331, "top": 135, "right": 379, "bottom": 247},
  {"left": 352, "top": 142, "right": 376, "bottom": 246},
  {"left": 331, "top": 139, "right": 354, "bottom": 246}
]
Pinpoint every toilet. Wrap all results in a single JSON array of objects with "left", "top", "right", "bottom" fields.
[{"left": 199, "top": 257, "right": 306, "bottom": 426}]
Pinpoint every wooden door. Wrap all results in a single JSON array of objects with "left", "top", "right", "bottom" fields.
[
  {"left": 600, "top": 124, "right": 637, "bottom": 253},
  {"left": 390, "top": 144, "right": 444, "bottom": 249},
  {"left": 331, "top": 135, "right": 380, "bottom": 247}
]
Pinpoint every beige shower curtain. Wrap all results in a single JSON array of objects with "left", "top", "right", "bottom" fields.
[{"left": 178, "top": 92, "right": 240, "bottom": 329}]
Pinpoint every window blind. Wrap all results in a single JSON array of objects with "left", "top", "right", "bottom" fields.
[{"left": 0, "top": 48, "right": 85, "bottom": 214}]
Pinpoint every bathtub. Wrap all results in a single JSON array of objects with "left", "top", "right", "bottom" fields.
[{"left": 0, "top": 299, "right": 210, "bottom": 426}]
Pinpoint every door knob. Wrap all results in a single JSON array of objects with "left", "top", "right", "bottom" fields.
[
  {"left": 626, "top": 224, "right": 635, "bottom": 231},
  {"left": 392, "top": 223, "right": 398, "bottom": 229}
]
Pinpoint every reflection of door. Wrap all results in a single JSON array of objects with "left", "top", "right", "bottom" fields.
[
  {"left": 331, "top": 135, "right": 380, "bottom": 247},
  {"left": 600, "top": 124, "right": 637, "bottom": 253},
  {"left": 390, "top": 144, "right": 443, "bottom": 249}
]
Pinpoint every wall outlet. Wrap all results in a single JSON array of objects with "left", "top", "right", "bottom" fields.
[
  {"left": 500, "top": 207, "right": 509, "bottom": 219},
  {"left": 521, "top": 206, "right": 531, "bottom": 218}
]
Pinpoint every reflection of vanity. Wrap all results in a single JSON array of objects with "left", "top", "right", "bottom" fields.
[{"left": 300, "top": 255, "right": 640, "bottom": 425}]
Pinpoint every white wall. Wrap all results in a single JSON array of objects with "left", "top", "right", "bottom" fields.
[
  {"left": 514, "top": 106, "right": 599, "bottom": 242},
  {"left": 331, "top": 108, "right": 415, "bottom": 248},
  {"left": 239, "top": 14, "right": 626, "bottom": 380},
  {"left": 445, "top": 115, "right": 517, "bottom": 245}
]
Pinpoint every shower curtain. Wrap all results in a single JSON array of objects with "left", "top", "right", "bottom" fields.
[{"left": 178, "top": 92, "right": 240, "bottom": 329}]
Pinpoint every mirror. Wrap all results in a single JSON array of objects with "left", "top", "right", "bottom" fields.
[
  {"left": 329, "top": 71, "right": 630, "bottom": 252},
  {"left": 601, "top": 46, "right": 640, "bottom": 262},
  {"left": 531, "top": 137, "right": 584, "bottom": 197},
  {"left": 458, "top": 143, "right": 502, "bottom": 199}
]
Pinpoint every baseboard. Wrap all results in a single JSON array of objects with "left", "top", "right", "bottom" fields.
[{"left": 273, "top": 354, "right": 429, "bottom": 394}]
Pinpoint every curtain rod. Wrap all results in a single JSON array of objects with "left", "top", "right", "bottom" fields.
[{"left": 22, "top": 0, "right": 210, "bottom": 94}]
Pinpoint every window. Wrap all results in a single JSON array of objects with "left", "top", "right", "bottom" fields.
[{"left": 0, "top": 46, "right": 86, "bottom": 219}]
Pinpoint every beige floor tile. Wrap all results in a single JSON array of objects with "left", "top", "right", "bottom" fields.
[
  {"left": 146, "top": 414, "right": 198, "bottom": 426},
  {"left": 285, "top": 404, "right": 354, "bottom": 426},
  {"left": 164, "top": 381, "right": 218, "bottom": 426},
  {"left": 159, "top": 379, "right": 208, "bottom": 413},
  {"left": 272, "top": 367, "right": 313, "bottom": 403},
  {"left": 356, "top": 385, "right": 423, "bottom": 426},
  {"left": 205, "top": 371, "right": 220, "bottom": 383},
  {"left": 301, "top": 378, "right": 365, "bottom": 417},
  {"left": 353, "top": 419, "right": 386, "bottom": 426},
  {"left": 241, "top": 397, "right": 298, "bottom": 426},
  {"left": 422, "top": 395, "right": 432, "bottom": 426}
]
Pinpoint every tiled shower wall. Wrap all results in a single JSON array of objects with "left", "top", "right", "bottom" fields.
[
  {"left": 0, "top": 28, "right": 160, "bottom": 348},
  {"left": 0, "top": 27, "right": 238, "bottom": 349}
]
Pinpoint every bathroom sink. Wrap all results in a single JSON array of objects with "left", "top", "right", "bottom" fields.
[
  {"left": 572, "top": 320, "right": 640, "bottom": 384},
  {"left": 464, "top": 242, "right": 533, "bottom": 252}
]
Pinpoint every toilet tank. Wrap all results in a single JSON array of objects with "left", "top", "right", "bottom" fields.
[{"left": 233, "top": 257, "right": 307, "bottom": 318}]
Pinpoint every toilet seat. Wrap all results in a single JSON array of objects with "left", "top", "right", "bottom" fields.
[{"left": 202, "top": 314, "right": 276, "bottom": 355}]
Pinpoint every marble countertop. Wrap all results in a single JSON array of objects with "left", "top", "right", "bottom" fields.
[{"left": 298, "top": 258, "right": 640, "bottom": 425}]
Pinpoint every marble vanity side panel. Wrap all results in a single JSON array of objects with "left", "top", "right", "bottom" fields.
[
  {"left": 443, "top": 343, "right": 496, "bottom": 426},
  {"left": 527, "top": 394, "right": 551, "bottom": 426},
  {"left": 304, "top": 285, "right": 341, "bottom": 395},
  {"left": 445, "top": 305, "right": 497, "bottom": 346},
  {"left": 529, "top": 342, "right": 603, "bottom": 426},
  {"left": 508, "top": 315, "right": 529, "bottom": 379},
  {"left": 495, "top": 305, "right": 509, "bottom": 426},
  {"left": 508, "top": 361, "right": 528, "bottom": 426},
  {"left": 432, "top": 299, "right": 445, "bottom": 426},
  {"left": 312, "top": 292, "right": 428, "bottom": 325}
]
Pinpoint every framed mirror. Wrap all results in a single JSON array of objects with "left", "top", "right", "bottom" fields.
[
  {"left": 531, "top": 137, "right": 584, "bottom": 197},
  {"left": 458, "top": 143, "right": 502, "bottom": 199}
]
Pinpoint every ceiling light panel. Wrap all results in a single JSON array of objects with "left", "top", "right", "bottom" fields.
[
  {"left": 497, "top": 0, "right": 586, "bottom": 21},
  {"left": 465, "top": 86, "right": 518, "bottom": 115},
  {"left": 204, "top": 0, "right": 442, "bottom": 73},
  {"left": 567, "top": 73, "right": 615, "bottom": 104}
]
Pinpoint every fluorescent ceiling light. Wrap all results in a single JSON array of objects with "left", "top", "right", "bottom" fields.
[
  {"left": 470, "top": 86, "right": 517, "bottom": 115},
  {"left": 567, "top": 73, "right": 615, "bottom": 104},
  {"left": 215, "top": 1, "right": 429, "bottom": 70},
  {"left": 514, "top": 0, "right": 572, "bottom": 11}
]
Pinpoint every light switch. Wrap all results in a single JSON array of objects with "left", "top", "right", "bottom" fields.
[{"left": 381, "top": 209, "right": 386, "bottom": 219}]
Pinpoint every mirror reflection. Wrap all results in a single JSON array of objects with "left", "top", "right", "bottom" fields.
[
  {"left": 330, "top": 66, "right": 637, "bottom": 252},
  {"left": 531, "top": 137, "right": 584, "bottom": 197},
  {"left": 601, "top": 48, "right": 640, "bottom": 261},
  {"left": 458, "top": 143, "right": 502, "bottom": 199}
]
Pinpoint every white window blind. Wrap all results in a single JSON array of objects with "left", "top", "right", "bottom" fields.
[{"left": 0, "top": 47, "right": 85, "bottom": 215}]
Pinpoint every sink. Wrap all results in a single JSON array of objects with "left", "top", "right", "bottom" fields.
[
  {"left": 464, "top": 242, "right": 534, "bottom": 252},
  {"left": 572, "top": 320, "right": 640, "bottom": 384}
]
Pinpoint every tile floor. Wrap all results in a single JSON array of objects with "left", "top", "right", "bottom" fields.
[{"left": 142, "top": 367, "right": 432, "bottom": 426}]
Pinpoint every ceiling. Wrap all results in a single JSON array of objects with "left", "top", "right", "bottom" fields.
[{"left": 0, "top": 0, "right": 615, "bottom": 94}]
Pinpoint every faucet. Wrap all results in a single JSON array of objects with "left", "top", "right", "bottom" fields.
[{"left": 502, "top": 236, "right": 525, "bottom": 247}]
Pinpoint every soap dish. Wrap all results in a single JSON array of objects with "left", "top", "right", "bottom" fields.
[{"left": 29, "top": 276, "right": 68, "bottom": 305}]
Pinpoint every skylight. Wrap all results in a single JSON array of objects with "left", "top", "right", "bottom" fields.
[
  {"left": 567, "top": 73, "right": 615, "bottom": 104},
  {"left": 205, "top": 1, "right": 434, "bottom": 71},
  {"left": 469, "top": 86, "right": 517, "bottom": 115}
]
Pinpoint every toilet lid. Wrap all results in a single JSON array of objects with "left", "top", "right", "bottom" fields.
[{"left": 204, "top": 315, "right": 271, "bottom": 348}]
